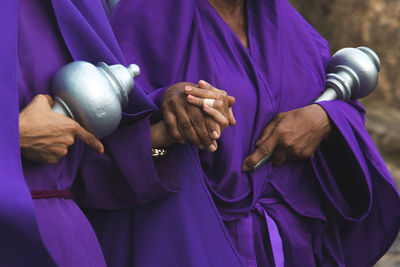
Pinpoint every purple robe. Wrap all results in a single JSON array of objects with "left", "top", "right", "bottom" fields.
[
  {"left": 77, "top": 0, "right": 400, "bottom": 266},
  {"left": 0, "top": 0, "right": 158, "bottom": 265},
  {"left": 0, "top": 1, "right": 55, "bottom": 265}
]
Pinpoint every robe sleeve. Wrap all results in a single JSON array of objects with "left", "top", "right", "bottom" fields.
[
  {"left": 147, "top": 86, "right": 168, "bottom": 108},
  {"left": 311, "top": 99, "right": 399, "bottom": 221},
  {"left": 74, "top": 84, "right": 181, "bottom": 209}
]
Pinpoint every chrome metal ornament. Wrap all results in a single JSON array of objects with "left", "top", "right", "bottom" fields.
[
  {"left": 314, "top": 46, "right": 381, "bottom": 102},
  {"left": 51, "top": 61, "right": 140, "bottom": 138},
  {"left": 252, "top": 46, "right": 381, "bottom": 171}
]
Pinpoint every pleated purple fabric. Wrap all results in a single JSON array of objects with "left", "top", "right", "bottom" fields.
[
  {"left": 3, "top": 0, "right": 160, "bottom": 265},
  {"left": 0, "top": 1, "right": 56, "bottom": 265},
  {"left": 76, "top": 0, "right": 400, "bottom": 266}
]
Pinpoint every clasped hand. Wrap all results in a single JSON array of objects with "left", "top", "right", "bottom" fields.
[
  {"left": 164, "top": 82, "right": 332, "bottom": 170},
  {"left": 161, "top": 80, "right": 236, "bottom": 152}
]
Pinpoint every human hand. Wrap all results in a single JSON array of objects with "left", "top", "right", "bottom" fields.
[
  {"left": 184, "top": 80, "right": 236, "bottom": 128},
  {"left": 19, "top": 94, "right": 104, "bottom": 164},
  {"left": 162, "top": 82, "right": 233, "bottom": 152},
  {"left": 152, "top": 103, "right": 235, "bottom": 150},
  {"left": 242, "top": 104, "right": 332, "bottom": 171}
]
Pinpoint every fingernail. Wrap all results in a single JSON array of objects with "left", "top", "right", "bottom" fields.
[
  {"left": 212, "top": 130, "right": 219, "bottom": 139},
  {"left": 200, "top": 80, "right": 209, "bottom": 86},
  {"left": 208, "top": 144, "right": 217, "bottom": 152},
  {"left": 187, "top": 95, "right": 195, "bottom": 101},
  {"left": 184, "top": 86, "right": 192, "bottom": 92}
]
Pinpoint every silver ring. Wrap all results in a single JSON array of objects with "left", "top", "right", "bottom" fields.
[{"left": 203, "top": 98, "right": 215, "bottom": 108}]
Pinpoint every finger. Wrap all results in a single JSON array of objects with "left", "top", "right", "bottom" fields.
[
  {"left": 205, "top": 117, "right": 221, "bottom": 140},
  {"left": 198, "top": 80, "right": 219, "bottom": 92},
  {"left": 73, "top": 123, "right": 104, "bottom": 154},
  {"left": 228, "top": 107, "right": 236, "bottom": 125},
  {"left": 255, "top": 119, "right": 279, "bottom": 147},
  {"left": 203, "top": 105, "right": 229, "bottom": 129},
  {"left": 32, "top": 94, "right": 54, "bottom": 107},
  {"left": 228, "top": 96, "right": 235, "bottom": 108},
  {"left": 242, "top": 134, "right": 278, "bottom": 171},
  {"left": 163, "top": 111, "right": 185, "bottom": 143},
  {"left": 188, "top": 106, "right": 215, "bottom": 149},
  {"left": 187, "top": 94, "right": 223, "bottom": 109},
  {"left": 42, "top": 94, "right": 54, "bottom": 106},
  {"left": 208, "top": 140, "right": 218, "bottom": 152},
  {"left": 49, "top": 145, "right": 69, "bottom": 159},
  {"left": 184, "top": 86, "right": 221, "bottom": 99},
  {"left": 253, "top": 153, "right": 272, "bottom": 171},
  {"left": 32, "top": 145, "right": 68, "bottom": 164},
  {"left": 175, "top": 106, "right": 204, "bottom": 148}
]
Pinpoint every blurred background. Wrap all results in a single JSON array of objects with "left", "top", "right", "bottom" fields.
[{"left": 288, "top": 0, "right": 400, "bottom": 265}]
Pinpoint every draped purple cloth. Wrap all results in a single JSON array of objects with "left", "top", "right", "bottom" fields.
[
  {"left": 76, "top": 0, "right": 400, "bottom": 266},
  {"left": 0, "top": 0, "right": 163, "bottom": 265},
  {"left": 0, "top": 1, "right": 55, "bottom": 265}
]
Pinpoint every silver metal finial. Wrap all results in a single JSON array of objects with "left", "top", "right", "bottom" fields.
[{"left": 51, "top": 61, "right": 140, "bottom": 138}]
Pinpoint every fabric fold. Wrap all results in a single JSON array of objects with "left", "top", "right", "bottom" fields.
[
  {"left": 0, "top": 1, "right": 56, "bottom": 265},
  {"left": 75, "top": 117, "right": 181, "bottom": 208},
  {"left": 86, "top": 145, "right": 243, "bottom": 267},
  {"left": 77, "top": 0, "right": 400, "bottom": 265}
]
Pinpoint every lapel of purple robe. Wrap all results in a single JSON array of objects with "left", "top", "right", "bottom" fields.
[
  {"left": 50, "top": 0, "right": 158, "bottom": 119},
  {"left": 50, "top": 0, "right": 124, "bottom": 64},
  {"left": 0, "top": 0, "right": 56, "bottom": 265}
]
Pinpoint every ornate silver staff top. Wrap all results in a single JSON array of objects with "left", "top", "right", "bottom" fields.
[
  {"left": 314, "top": 46, "right": 380, "bottom": 102},
  {"left": 51, "top": 61, "right": 140, "bottom": 139},
  {"left": 253, "top": 46, "right": 381, "bottom": 171}
]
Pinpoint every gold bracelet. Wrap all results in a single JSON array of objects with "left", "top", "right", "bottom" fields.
[{"left": 151, "top": 148, "right": 167, "bottom": 157}]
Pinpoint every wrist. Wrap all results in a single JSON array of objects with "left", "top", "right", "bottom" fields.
[
  {"left": 310, "top": 104, "right": 332, "bottom": 138},
  {"left": 150, "top": 121, "right": 174, "bottom": 148}
]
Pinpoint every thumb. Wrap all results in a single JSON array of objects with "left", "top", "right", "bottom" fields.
[
  {"left": 31, "top": 94, "right": 54, "bottom": 107},
  {"left": 228, "top": 96, "right": 235, "bottom": 107},
  {"left": 242, "top": 134, "right": 278, "bottom": 172}
]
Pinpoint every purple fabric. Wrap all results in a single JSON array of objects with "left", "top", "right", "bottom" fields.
[
  {"left": 3, "top": 0, "right": 160, "bottom": 265},
  {"left": 84, "top": 146, "right": 243, "bottom": 267},
  {"left": 0, "top": 1, "right": 55, "bottom": 266},
  {"left": 16, "top": 0, "right": 125, "bottom": 265},
  {"left": 73, "top": 0, "right": 400, "bottom": 266},
  {"left": 255, "top": 199, "right": 284, "bottom": 267}
]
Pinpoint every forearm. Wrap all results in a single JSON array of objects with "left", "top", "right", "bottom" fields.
[{"left": 150, "top": 121, "right": 175, "bottom": 148}]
